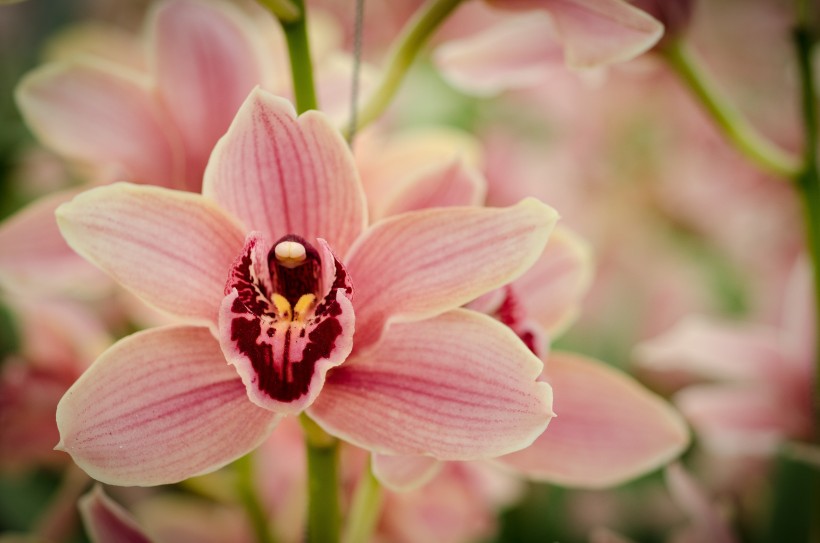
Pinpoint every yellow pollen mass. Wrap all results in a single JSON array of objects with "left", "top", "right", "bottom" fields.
[
  {"left": 274, "top": 240, "right": 307, "bottom": 268},
  {"left": 271, "top": 293, "right": 292, "bottom": 319},
  {"left": 293, "top": 294, "right": 316, "bottom": 322}
]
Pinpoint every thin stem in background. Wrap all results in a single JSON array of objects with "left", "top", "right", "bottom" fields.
[
  {"left": 301, "top": 414, "right": 341, "bottom": 543},
  {"left": 342, "top": 459, "right": 383, "bottom": 543},
  {"left": 344, "top": 0, "right": 465, "bottom": 138},
  {"left": 661, "top": 40, "right": 801, "bottom": 179},
  {"left": 346, "top": 0, "right": 365, "bottom": 145}
]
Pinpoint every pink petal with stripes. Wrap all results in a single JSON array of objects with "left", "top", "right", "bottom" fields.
[
  {"left": 218, "top": 233, "right": 355, "bottom": 413},
  {"left": 149, "top": 0, "right": 271, "bottom": 191},
  {"left": 79, "top": 486, "right": 151, "bottom": 543},
  {"left": 56, "top": 326, "right": 280, "bottom": 486},
  {"left": 345, "top": 198, "right": 557, "bottom": 352},
  {"left": 309, "top": 309, "right": 553, "bottom": 460},
  {"left": 56, "top": 183, "right": 246, "bottom": 325},
  {"left": 15, "top": 59, "right": 184, "bottom": 187},
  {"left": 498, "top": 352, "right": 689, "bottom": 488},
  {"left": 203, "top": 88, "right": 367, "bottom": 258}
]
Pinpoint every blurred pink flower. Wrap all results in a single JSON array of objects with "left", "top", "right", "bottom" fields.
[
  {"left": 0, "top": 296, "right": 110, "bottom": 472},
  {"left": 16, "top": 0, "right": 273, "bottom": 191},
  {"left": 435, "top": 0, "right": 664, "bottom": 94},
  {"left": 635, "top": 258, "right": 814, "bottom": 456},
  {"left": 54, "top": 88, "right": 557, "bottom": 486}
]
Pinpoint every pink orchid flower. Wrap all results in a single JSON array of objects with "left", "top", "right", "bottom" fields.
[
  {"left": 635, "top": 258, "right": 814, "bottom": 456},
  {"left": 434, "top": 0, "right": 664, "bottom": 95},
  {"left": 54, "top": 88, "right": 557, "bottom": 486}
]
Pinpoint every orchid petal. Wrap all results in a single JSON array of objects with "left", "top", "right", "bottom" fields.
[
  {"left": 79, "top": 485, "right": 151, "bottom": 543},
  {"left": 435, "top": 13, "right": 565, "bottom": 96},
  {"left": 512, "top": 225, "right": 593, "bottom": 337},
  {"left": 372, "top": 454, "right": 442, "bottom": 492},
  {"left": 56, "top": 326, "right": 280, "bottom": 486},
  {"left": 148, "top": 0, "right": 271, "bottom": 190},
  {"left": 15, "top": 59, "right": 183, "bottom": 187},
  {"left": 542, "top": 0, "right": 664, "bottom": 68},
  {"left": 345, "top": 198, "right": 557, "bottom": 352},
  {"left": 490, "top": 0, "right": 664, "bottom": 68},
  {"left": 634, "top": 316, "right": 782, "bottom": 382},
  {"left": 675, "top": 384, "right": 808, "bottom": 456},
  {"left": 56, "top": 183, "right": 245, "bottom": 325},
  {"left": 379, "top": 158, "right": 487, "bottom": 218},
  {"left": 309, "top": 309, "right": 553, "bottom": 460},
  {"left": 203, "top": 88, "right": 367, "bottom": 257},
  {"left": 498, "top": 352, "right": 689, "bottom": 488},
  {"left": 0, "top": 189, "right": 109, "bottom": 296}
]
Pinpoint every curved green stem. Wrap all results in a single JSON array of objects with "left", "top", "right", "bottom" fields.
[
  {"left": 342, "top": 459, "right": 383, "bottom": 543},
  {"left": 301, "top": 414, "right": 341, "bottom": 543},
  {"left": 661, "top": 40, "right": 801, "bottom": 179},
  {"left": 269, "top": 0, "right": 318, "bottom": 113},
  {"left": 344, "top": 0, "right": 465, "bottom": 137},
  {"left": 235, "top": 453, "right": 279, "bottom": 543}
]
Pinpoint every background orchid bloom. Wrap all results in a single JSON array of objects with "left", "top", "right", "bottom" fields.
[
  {"left": 16, "top": 0, "right": 273, "bottom": 191},
  {"left": 635, "top": 258, "right": 814, "bottom": 456},
  {"left": 53, "top": 88, "right": 557, "bottom": 486},
  {"left": 0, "top": 296, "right": 110, "bottom": 472},
  {"left": 434, "top": 0, "right": 664, "bottom": 95}
]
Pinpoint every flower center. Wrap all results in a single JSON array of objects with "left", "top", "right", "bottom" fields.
[{"left": 219, "top": 231, "right": 355, "bottom": 412}]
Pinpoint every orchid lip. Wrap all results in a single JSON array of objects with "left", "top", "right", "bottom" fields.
[{"left": 219, "top": 232, "right": 355, "bottom": 414}]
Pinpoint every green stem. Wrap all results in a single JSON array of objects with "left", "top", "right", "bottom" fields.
[
  {"left": 661, "top": 40, "right": 801, "bottom": 179},
  {"left": 301, "top": 414, "right": 341, "bottom": 543},
  {"left": 342, "top": 459, "right": 384, "bottom": 543},
  {"left": 235, "top": 453, "right": 279, "bottom": 543},
  {"left": 272, "top": 0, "right": 318, "bottom": 113},
  {"left": 345, "top": 0, "right": 465, "bottom": 137},
  {"left": 793, "top": 4, "right": 820, "bottom": 542}
]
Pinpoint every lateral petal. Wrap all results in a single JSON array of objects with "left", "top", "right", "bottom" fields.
[
  {"left": 497, "top": 352, "right": 689, "bottom": 488},
  {"left": 56, "top": 326, "right": 280, "bottom": 486},
  {"left": 345, "top": 198, "right": 557, "bottom": 352},
  {"left": 56, "top": 183, "right": 245, "bottom": 325},
  {"left": 309, "top": 309, "right": 553, "bottom": 460},
  {"left": 15, "top": 59, "right": 183, "bottom": 187},
  {"left": 203, "top": 88, "right": 367, "bottom": 257},
  {"left": 148, "top": 0, "right": 271, "bottom": 190}
]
